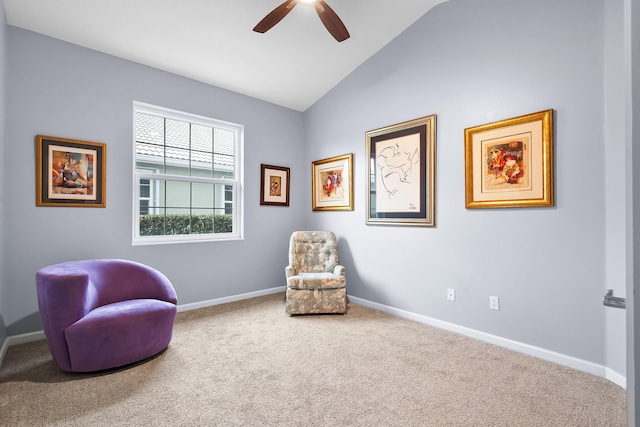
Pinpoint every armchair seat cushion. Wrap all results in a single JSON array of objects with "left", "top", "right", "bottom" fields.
[
  {"left": 65, "top": 299, "right": 176, "bottom": 372},
  {"left": 286, "top": 272, "right": 346, "bottom": 290}
]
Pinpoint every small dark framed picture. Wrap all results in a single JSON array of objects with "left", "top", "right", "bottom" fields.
[{"left": 260, "top": 164, "right": 290, "bottom": 206}]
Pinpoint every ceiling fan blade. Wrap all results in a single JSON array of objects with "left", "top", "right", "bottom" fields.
[
  {"left": 253, "top": 0, "right": 298, "bottom": 34},
  {"left": 315, "top": 1, "right": 350, "bottom": 42}
]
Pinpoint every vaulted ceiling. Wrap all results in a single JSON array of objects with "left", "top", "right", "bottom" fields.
[{"left": 3, "top": 0, "right": 448, "bottom": 111}]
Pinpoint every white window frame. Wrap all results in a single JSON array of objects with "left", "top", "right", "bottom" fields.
[{"left": 132, "top": 101, "right": 244, "bottom": 245}]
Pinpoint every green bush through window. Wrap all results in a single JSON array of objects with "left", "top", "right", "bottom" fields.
[{"left": 139, "top": 214, "right": 233, "bottom": 236}]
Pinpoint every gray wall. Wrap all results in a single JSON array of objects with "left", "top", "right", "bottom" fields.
[
  {"left": 305, "top": 0, "right": 625, "bottom": 372},
  {"left": 4, "top": 26, "right": 306, "bottom": 334},
  {"left": 0, "top": 0, "right": 7, "bottom": 346}
]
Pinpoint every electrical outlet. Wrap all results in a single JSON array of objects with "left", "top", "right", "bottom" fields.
[
  {"left": 447, "top": 288, "right": 455, "bottom": 301},
  {"left": 489, "top": 296, "right": 500, "bottom": 311}
]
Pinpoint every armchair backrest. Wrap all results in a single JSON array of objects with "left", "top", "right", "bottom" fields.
[
  {"left": 82, "top": 259, "right": 178, "bottom": 307},
  {"left": 289, "top": 231, "right": 339, "bottom": 273}
]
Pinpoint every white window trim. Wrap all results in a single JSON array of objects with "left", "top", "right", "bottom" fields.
[{"left": 132, "top": 101, "right": 244, "bottom": 245}]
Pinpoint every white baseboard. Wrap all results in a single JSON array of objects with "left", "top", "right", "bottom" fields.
[
  {"left": 606, "top": 368, "right": 627, "bottom": 389},
  {"left": 0, "top": 337, "right": 7, "bottom": 366},
  {"left": 0, "top": 331, "right": 47, "bottom": 368},
  {"left": 177, "top": 286, "right": 286, "bottom": 312},
  {"left": 348, "top": 295, "right": 627, "bottom": 390}
]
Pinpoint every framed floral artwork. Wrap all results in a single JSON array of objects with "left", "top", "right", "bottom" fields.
[
  {"left": 464, "top": 109, "right": 554, "bottom": 208},
  {"left": 311, "top": 153, "right": 354, "bottom": 211}
]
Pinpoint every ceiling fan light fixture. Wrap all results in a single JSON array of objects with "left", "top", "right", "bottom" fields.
[{"left": 253, "top": 0, "right": 350, "bottom": 42}]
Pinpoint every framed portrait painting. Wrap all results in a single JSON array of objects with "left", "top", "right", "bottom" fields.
[
  {"left": 260, "top": 164, "right": 290, "bottom": 206},
  {"left": 464, "top": 109, "right": 554, "bottom": 209},
  {"left": 366, "top": 115, "right": 437, "bottom": 226},
  {"left": 36, "top": 135, "right": 106, "bottom": 207},
  {"left": 311, "top": 153, "right": 354, "bottom": 211}
]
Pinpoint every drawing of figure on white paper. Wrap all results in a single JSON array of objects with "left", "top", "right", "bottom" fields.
[
  {"left": 375, "top": 133, "right": 421, "bottom": 213},
  {"left": 377, "top": 144, "right": 417, "bottom": 197}
]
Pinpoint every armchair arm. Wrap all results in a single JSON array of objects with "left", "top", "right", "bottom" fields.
[
  {"left": 36, "top": 264, "right": 94, "bottom": 371},
  {"left": 285, "top": 265, "right": 296, "bottom": 278},
  {"left": 333, "top": 265, "right": 346, "bottom": 277}
]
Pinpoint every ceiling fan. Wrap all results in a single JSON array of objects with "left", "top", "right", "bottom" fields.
[{"left": 253, "top": 0, "right": 350, "bottom": 42}]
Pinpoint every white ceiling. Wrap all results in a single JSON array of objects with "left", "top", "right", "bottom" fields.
[{"left": 3, "top": 0, "right": 448, "bottom": 111}]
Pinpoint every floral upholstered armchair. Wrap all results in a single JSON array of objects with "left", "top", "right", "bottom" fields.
[{"left": 285, "top": 231, "right": 346, "bottom": 314}]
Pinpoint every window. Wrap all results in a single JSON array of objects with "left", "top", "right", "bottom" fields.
[
  {"left": 133, "top": 102, "right": 243, "bottom": 245},
  {"left": 139, "top": 178, "right": 151, "bottom": 215},
  {"left": 224, "top": 185, "right": 233, "bottom": 215}
]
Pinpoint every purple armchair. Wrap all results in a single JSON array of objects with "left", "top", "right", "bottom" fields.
[{"left": 36, "top": 259, "right": 178, "bottom": 372}]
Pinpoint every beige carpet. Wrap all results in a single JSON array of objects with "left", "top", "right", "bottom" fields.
[{"left": 0, "top": 293, "right": 627, "bottom": 426}]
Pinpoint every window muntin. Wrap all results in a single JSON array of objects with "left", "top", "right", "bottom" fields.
[{"left": 133, "top": 102, "right": 243, "bottom": 245}]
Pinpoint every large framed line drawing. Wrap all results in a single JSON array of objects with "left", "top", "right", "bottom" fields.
[
  {"left": 366, "top": 115, "right": 436, "bottom": 226},
  {"left": 311, "top": 153, "right": 354, "bottom": 211},
  {"left": 464, "top": 109, "right": 554, "bottom": 209},
  {"left": 36, "top": 135, "right": 106, "bottom": 207}
]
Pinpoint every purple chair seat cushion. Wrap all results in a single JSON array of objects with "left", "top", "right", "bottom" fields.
[{"left": 64, "top": 299, "right": 177, "bottom": 372}]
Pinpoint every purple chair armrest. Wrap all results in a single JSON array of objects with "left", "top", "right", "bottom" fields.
[{"left": 36, "top": 265, "right": 95, "bottom": 371}]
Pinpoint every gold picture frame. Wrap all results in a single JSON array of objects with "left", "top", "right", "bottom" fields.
[
  {"left": 366, "top": 115, "right": 437, "bottom": 226},
  {"left": 464, "top": 109, "right": 554, "bottom": 209},
  {"left": 36, "top": 135, "right": 106, "bottom": 207},
  {"left": 260, "top": 164, "right": 290, "bottom": 206},
  {"left": 311, "top": 153, "right": 354, "bottom": 211}
]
